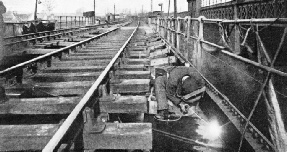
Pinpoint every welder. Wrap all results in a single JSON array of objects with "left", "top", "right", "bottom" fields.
[{"left": 154, "top": 66, "right": 206, "bottom": 120}]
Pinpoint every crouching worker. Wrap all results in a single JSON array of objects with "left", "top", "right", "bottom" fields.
[{"left": 154, "top": 66, "right": 205, "bottom": 120}]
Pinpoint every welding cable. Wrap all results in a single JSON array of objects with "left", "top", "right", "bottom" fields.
[{"left": 152, "top": 127, "right": 223, "bottom": 149}]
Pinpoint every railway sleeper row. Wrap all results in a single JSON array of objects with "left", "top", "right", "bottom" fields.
[
  {"left": 1, "top": 22, "right": 121, "bottom": 71},
  {"left": 0, "top": 21, "right": 155, "bottom": 151}
]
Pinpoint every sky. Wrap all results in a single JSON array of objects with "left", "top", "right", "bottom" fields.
[{"left": 1, "top": 0, "right": 189, "bottom": 16}]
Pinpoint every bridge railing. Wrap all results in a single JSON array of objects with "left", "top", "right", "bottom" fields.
[
  {"left": 151, "top": 16, "right": 287, "bottom": 151},
  {"left": 55, "top": 16, "right": 102, "bottom": 29},
  {"left": 200, "top": 0, "right": 286, "bottom": 19}
]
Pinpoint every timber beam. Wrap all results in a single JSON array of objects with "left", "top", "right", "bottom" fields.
[
  {"left": 99, "top": 95, "right": 147, "bottom": 113},
  {"left": 110, "top": 79, "right": 150, "bottom": 95},
  {"left": 0, "top": 124, "right": 60, "bottom": 151},
  {"left": 83, "top": 123, "right": 152, "bottom": 150},
  {"left": 0, "top": 97, "right": 80, "bottom": 114}
]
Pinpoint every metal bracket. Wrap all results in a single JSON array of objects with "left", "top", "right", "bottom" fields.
[{"left": 83, "top": 107, "right": 108, "bottom": 134}]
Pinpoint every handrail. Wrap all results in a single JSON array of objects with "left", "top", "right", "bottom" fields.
[
  {"left": 0, "top": 26, "right": 121, "bottom": 76},
  {"left": 42, "top": 21, "right": 139, "bottom": 152},
  {"left": 155, "top": 16, "right": 287, "bottom": 77},
  {"left": 157, "top": 16, "right": 287, "bottom": 23}
]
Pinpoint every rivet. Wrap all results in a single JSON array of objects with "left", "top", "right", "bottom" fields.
[
  {"left": 248, "top": 127, "right": 254, "bottom": 133},
  {"left": 259, "top": 138, "right": 264, "bottom": 144},
  {"left": 264, "top": 145, "right": 270, "bottom": 150},
  {"left": 253, "top": 132, "right": 259, "bottom": 138}
]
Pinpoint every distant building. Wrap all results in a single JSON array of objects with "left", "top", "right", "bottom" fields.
[{"left": 148, "top": 11, "right": 163, "bottom": 18}]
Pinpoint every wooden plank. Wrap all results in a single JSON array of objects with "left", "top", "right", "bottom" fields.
[
  {"left": 120, "top": 64, "right": 147, "bottom": 71},
  {"left": 150, "top": 56, "right": 176, "bottom": 66},
  {"left": 80, "top": 48, "right": 117, "bottom": 52},
  {"left": 124, "top": 58, "right": 149, "bottom": 65},
  {"left": 58, "top": 42, "right": 77, "bottom": 46},
  {"left": 111, "top": 79, "right": 150, "bottom": 94},
  {"left": 0, "top": 124, "right": 59, "bottom": 151},
  {"left": 115, "top": 70, "right": 150, "bottom": 79},
  {"left": 51, "top": 60, "right": 110, "bottom": 67},
  {"left": 128, "top": 53, "right": 149, "bottom": 58},
  {"left": 83, "top": 123, "right": 152, "bottom": 150},
  {"left": 0, "top": 97, "right": 80, "bottom": 114},
  {"left": 70, "top": 52, "right": 115, "bottom": 56},
  {"left": 99, "top": 96, "right": 147, "bottom": 113},
  {"left": 30, "top": 71, "right": 101, "bottom": 82},
  {"left": 128, "top": 47, "right": 146, "bottom": 51},
  {"left": 128, "top": 50, "right": 148, "bottom": 54},
  {"left": 6, "top": 81, "right": 94, "bottom": 96},
  {"left": 61, "top": 55, "right": 113, "bottom": 60},
  {"left": 42, "top": 66, "right": 105, "bottom": 73},
  {"left": 22, "top": 48, "right": 58, "bottom": 54}
]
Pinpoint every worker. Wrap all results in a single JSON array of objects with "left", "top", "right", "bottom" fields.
[{"left": 154, "top": 66, "right": 205, "bottom": 120}]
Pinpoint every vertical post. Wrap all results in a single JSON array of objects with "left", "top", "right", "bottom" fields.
[
  {"left": 156, "top": 17, "right": 160, "bottom": 33},
  {"left": 176, "top": 18, "right": 180, "bottom": 52},
  {"left": 12, "top": 24, "right": 15, "bottom": 36},
  {"left": 114, "top": 4, "right": 116, "bottom": 21},
  {"left": 168, "top": 0, "right": 170, "bottom": 16},
  {"left": 59, "top": 16, "right": 62, "bottom": 29},
  {"left": 234, "top": 2, "right": 240, "bottom": 54},
  {"left": 0, "top": 1, "right": 6, "bottom": 64},
  {"left": 192, "top": 0, "right": 201, "bottom": 65},
  {"left": 75, "top": 16, "right": 76, "bottom": 27},
  {"left": 174, "top": 0, "right": 177, "bottom": 18},
  {"left": 167, "top": 19, "right": 170, "bottom": 42},
  {"left": 66, "top": 16, "right": 68, "bottom": 28},
  {"left": 185, "top": 16, "right": 191, "bottom": 59},
  {"left": 151, "top": 0, "right": 153, "bottom": 12},
  {"left": 94, "top": 0, "right": 96, "bottom": 24},
  {"left": 196, "top": 17, "right": 203, "bottom": 69},
  {"left": 34, "top": 0, "right": 38, "bottom": 20},
  {"left": 187, "top": 0, "right": 193, "bottom": 17},
  {"left": 171, "top": 19, "right": 175, "bottom": 47},
  {"left": 71, "top": 16, "right": 72, "bottom": 28}
]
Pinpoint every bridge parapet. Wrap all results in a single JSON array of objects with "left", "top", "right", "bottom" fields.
[{"left": 201, "top": 0, "right": 286, "bottom": 19}]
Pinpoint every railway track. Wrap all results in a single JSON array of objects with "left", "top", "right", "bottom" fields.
[
  {"left": 1, "top": 21, "right": 122, "bottom": 71},
  {"left": 0, "top": 20, "right": 153, "bottom": 151}
]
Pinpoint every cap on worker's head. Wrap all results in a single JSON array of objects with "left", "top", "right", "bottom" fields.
[{"left": 181, "top": 75, "right": 204, "bottom": 95}]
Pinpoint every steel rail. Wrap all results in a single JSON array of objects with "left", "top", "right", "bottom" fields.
[
  {"left": 0, "top": 26, "right": 123, "bottom": 76},
  {"left": 42, "top": 21, "right": 139, "bottom": 152},
  {"left": 3, "top": 20, "right": 118, "bottom": 40}
]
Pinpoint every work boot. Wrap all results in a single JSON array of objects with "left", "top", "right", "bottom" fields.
[
  {"left": 179, "top": 102, "right": 190, "bottom": 115},
  {"left": 155, "top": 109, "right": 169, "bottom": 120}
]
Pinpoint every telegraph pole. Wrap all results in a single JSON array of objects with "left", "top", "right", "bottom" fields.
[
  {"left": 151, "top": 0, "right": 153, "bottom": 12},
  {"left": 34, "top": 0, "right": 39, "bottom": 20},
  {"left": 174, "top": 0, "right": 177, "bottom": 18},
  {"left": 114, "top": 4, "right": 115, "bottom": 21},
  {"left": 168, "top": 0, "right": 170, "bottom": 16},
  {"left": 94, "top": 0, "right": 95, "bottom": 24}
]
